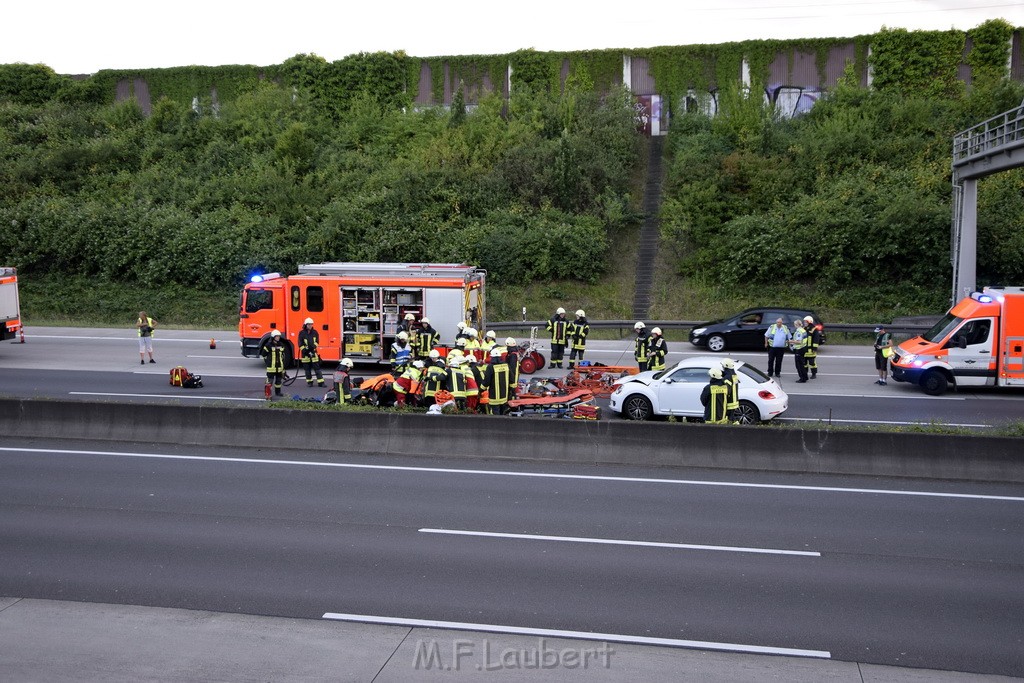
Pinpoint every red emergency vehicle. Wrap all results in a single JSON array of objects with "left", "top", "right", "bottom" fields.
[
  {"left": 0, "top": 267, "right": 22, "bottom": 342},
  {"left": 891, "top": 286, "right": 1024, "bottom": 395},
  {"left": 239, "top": 262, "right": 486, "bottom": 366}
]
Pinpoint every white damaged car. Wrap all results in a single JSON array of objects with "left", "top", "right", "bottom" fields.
[{"left": 609, "top": 356, "right": 788, "bottom": 424}]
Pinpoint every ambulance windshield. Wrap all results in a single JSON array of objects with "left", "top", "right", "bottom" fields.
[{"left": 921, "top": 313, "right": 960, "bottom": 343}]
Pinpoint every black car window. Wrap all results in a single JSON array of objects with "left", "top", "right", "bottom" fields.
[{"left": 738, "top": 364, "right": 770, "bottom": 383}]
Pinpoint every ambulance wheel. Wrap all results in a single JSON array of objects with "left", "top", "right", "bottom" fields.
[
  {"left": 735, "top": 401, "right": 760, "bottom": 424},
  {"left": 707, "top": 335, "right": 726, "bottom": 352},
  {"left": 920, "top": 370, "right": 948, "bottom": 396},
  {"left": 520, "top": 354, "right": 539, "bottom": 374},
  {"left": 622, "top": 394, "right": 652, "bottom": 421}
]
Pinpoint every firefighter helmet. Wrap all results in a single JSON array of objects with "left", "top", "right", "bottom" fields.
[
  {"left": 490, "top": 348, "right": 503, "bottom": 358},
  {"left": 304, "top": 317, "right": 314, "bottom": 326},
  {"left": 455, "top": 337, "right": 466, "bottom": 347},
  {"left": 412, "top": 360, "right": 425, "bottom": 369},
  {"left": 576, "top": 309, "right": 585, "bottom": 317},
  {"left": 421, "top": 317, "right": 430, "bottom": 324},
  {"left": 634, "top": 321, "right": 646, "bottom": 331},
  {"left": 708, "top": 367, "right": 723, "bottom": 379},
  {"left": 722, "top": 358, "right": 736, "bottom": 369},
  {"left": 505, "top": 337, "right": 517, "bottom": 346},
  {"left": 556, "top": 307, "right": 566, "bottom": 315},
  {"left": 270, "top": 330, "right": 281, "bottom": 338},
  {"left": 466, "top": 354, "right": 478, "bottom": 363},
  {"left": 397, "top": 331, "right": 409, "bottom": 341},
  {"left": 485, "top": 330, "right": 496, "bottom": 339},
  {"left": 467, "top": 327, "right": 478, "bottom": 338},
  {"left": 457, "top": 321, "right": 466, "bottom": 330},
  {"left": 404, "top": 313, "right": 415, "bottom": 321},
  {"left": 652, "top": 327, "right": 662, "bottom": 336},
  {"left": 429, "top": 349, "right": 441, "bottom": 359},
  {"left": 340, "top": 358, "right": 353, "bottom": 369},
  {"left": 803, "top": 315, "right": 814, "bottom": 323}
]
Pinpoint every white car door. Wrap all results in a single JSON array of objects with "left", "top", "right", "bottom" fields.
[{"left": 656, "top": 367, "right": 710, "bottom": 416}]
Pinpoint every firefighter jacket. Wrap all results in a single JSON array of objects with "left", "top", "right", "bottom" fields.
[
  {"left": 547, "top": 315, "right": 569, "bottom": 345},
  {"left": 722, "top": 366, "right": 739, "bottom": 410},
  {"left": 648, "top": 336, "right": 667, "bottom": 371},
  {"left": 393, "top": 366, "right": 423, "bottom": 396},
  {"left": 701, "top": 378, "right": 729, "bottom": 423},
  {"left": 569, "top": 317, "right": 589, "bottom": 350},
  {"left": 483, "top": 361, "right": 513, "bottom": 406},
  {"left": 634, "top": 331, "right": 650, "bottom": 365},
  {"left": 465, "top": 364, "right": 481, "bottom": 397},
  {"left": 480, "top": 339, "right": 496, "bottom": 354},
  {"left": 334, "top": 370, "right": 352, "bottom": 404},
  {"left": 416, "top": 326, "right": 439, "bottom": 357},
  {"left": 446, "top": 365, "right": 468, "bottom": 399},
  {"left": 423, "top": 365, "right": 447, "bottom": 399},
  {"left": 298, "top": 327, "right": 320, "bottom": 362},
  {"left": 261, "top": 340, "right": 286, "bottom": 373},
  {"left": 806, "top": 326, "right": 822, "bottom": 357}
]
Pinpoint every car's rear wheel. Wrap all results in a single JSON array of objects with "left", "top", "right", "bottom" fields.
[
  {"left": 707, "top": 334, "right": 726, "bottom": 352},
  {"left": 622, "top": 394, "right": 653, "bottom": 420},
  {"left": 734, "top": 400, "right": 760, "bottom": 425}
]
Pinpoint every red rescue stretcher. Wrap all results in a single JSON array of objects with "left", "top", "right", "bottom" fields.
[{"left": 563, "top": 363, "right": 639, "bottom": 398}]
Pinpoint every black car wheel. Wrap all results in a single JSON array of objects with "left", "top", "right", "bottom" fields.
[
  {"left": 734, "top": 400, "right": 760, "bottom": 425},
  {"left": 920, "top": 370, "right": 949, "bottom": 396},
  {"left": 623, "top": 394, "right": 653, "bottom": 420},
  {"left": 707, "top": 334, "right": 726, "bottom": 352}
]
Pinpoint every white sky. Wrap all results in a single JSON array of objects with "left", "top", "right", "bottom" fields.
[{"left": 4, "top": 0, "right": 1022, "bottom": 75}]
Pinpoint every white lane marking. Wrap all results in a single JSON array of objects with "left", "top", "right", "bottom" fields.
[
  {"left": 785, "top": 391, "right": 964, "bottom": 401},
  {"left": 419, "top": 528, "right": 820, "bottom": 557},
  {"left": 68, "top": 392, "right": 265, "bottom": 402},
  {"left": 134, "top": 371, "right": 265, "bottom": 378},
  {"left": 187, "top": 355, "right": 251, "bottom": 359},
  {"left": 782, "top": 417, "right": 990, "bottom": 428},
  {"left": 2, "top": 447, "right": 1022, "bottom": 502},
  {"left": 321, "top": 613, "right": 832, "bottom": 659},
  {"left": 27, "top": 335, "right": 224, "bottom": 343}
]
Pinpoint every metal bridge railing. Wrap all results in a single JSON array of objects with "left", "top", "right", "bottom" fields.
[{"left": 952, "top": 98, "right": 1024, "bottom": 167}]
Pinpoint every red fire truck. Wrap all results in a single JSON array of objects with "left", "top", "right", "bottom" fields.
[
  {"left": 1, "top": 266, "right": 22, "bottom": 342},
  {"left": 239, "top": 262, "right": 486, "bottom": 366}
]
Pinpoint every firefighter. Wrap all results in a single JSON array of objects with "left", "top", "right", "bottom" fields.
[
  {"left": 390, "top": 331, "right": 413, "bottom": 374},
  {"left": 446, "top": 353, "right": 468, "bottom": 411},
  {"left": 648, "top": 327, "right": 667, "bottom": 371},
  {"left": 803, "top": 315, "right": 822, "bottom": 379},
  {"left": 333, "top": 358, "right": 354, "bottom": 404},
  {"left": 721, "top": 358, "right": 740, "bottom": 422},
  {"left": 455, "top": 321, "right": 471, "bottom": 343},
  {"left": 634, "top": 321, "right": 650, "bottom": 372},
  {"left": 790, "top": 318, "right": 809, "bottom": 383},
  {"left": 422, "top": 353, "right": 447, "bottom": 407},
  {"left": 399, "top": 313, "right": 417, "bottom": 336},
  {"left": 261, "top": 329, "right": 286, "bottom": 397},
  {"left": 701, "top": 366, "right": 729, "bottom": 424},
  {"left": 546, "top": 307, "right": 569, "bottom": 369},
  {"left": 504, "top": 337, "right": 521, "bottom": 386},
  {"left": 483, "top": 347, "right": 514, "bottom": 415},
  {"left": 465, "top": 327, "right": 482, "bottom": 360},
  {"left": 298, "top": 317, "right": 325, "bottom": 387},
  {"left": 480, "top": 330, "right": 497, "bottom": 355},
  {"left": 393, "top": 359, "right": 424, "bottom": 408},
  {"left": 465, "top": 354, "right": 482, "bottom": 412},
  {"left": 567, "top": 310, "right": 589, "bottom": 368},
  {"left": 416, "top": 317, "right": 439, "bottom": 359}
]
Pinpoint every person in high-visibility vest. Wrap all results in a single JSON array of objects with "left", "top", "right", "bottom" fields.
[
  {"left": 546, "top": 307, "right": 569, "bottom": 369},
  {"left": 446, "top": 354, "right": 468, "bottom": 411},
  {"left": 261, "top": 329, "right": 286, "bottom": 397},
  {"left": 416, "top": 317, "right": 439, "bottom": 359},
  {"left": 136, "top": 311, "right": 157, "bottom": 365},
  {"left": 648, "top": 327, "right": 667, "bottom": 371},
  {"left": 634, "top": 321, "right": 650, "bottom": 371},
  {"left": 464, "top": 354, "right": 482, "bottom": 412},
  {"left": 483, "top": 347, "right": 514, "bottom": 415},
  {"left": 421, "top": 352, "right": 447, "bottom": 407},
  {"left": 393, "top": 360, "right": 424, "bottom": 408},
  {"left": 803, "top": 315, "right": 822, "bottom": 379},
  {"left": 333, "top": 358, "right": 354, "bottom": 404},
  {"left": 567, "top": 310, "right": 589, "bottom": 368},
  {"left": 480, "top": 330, "right": 497, "bottom": 355},
  {"left": 390, "top": 331, "right": 413, "bottom": 374},
  {"left": 789, "top": 319, "right": 809, "bottom": 383},
  {"left": 873, "top": 325, "right": 893, "bottom": 385},
  {"left": 721, "top": 358, "right": 740, "bottom": 422},
  {"left": 298, "top": 317, "right": 325, "bottom": 387},
  {"left": 701, "top": 366, "right": 729, "bottom": 424}
]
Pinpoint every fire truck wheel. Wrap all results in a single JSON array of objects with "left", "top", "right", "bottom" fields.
[{"left": 519, "top": 354, "right": 539, "bottom": 374}]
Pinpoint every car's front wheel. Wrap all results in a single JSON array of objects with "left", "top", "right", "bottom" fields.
[
  {"left": 707, "top": 334, "right": 726, "bottom": 352},
  {"left": 622, "top": 394, "right": 653, "bottom": 420},
  {"left": 734, "top": 400, "right": 760, "bottom": 425}
]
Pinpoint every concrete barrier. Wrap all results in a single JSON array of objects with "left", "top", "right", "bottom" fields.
[{"left": 1, "top": 398, "right": 1021, "bottom": 482}]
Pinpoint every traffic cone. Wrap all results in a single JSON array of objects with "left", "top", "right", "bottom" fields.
[{"left": 209, "top": 338, "right": 216, "bottom": 349}]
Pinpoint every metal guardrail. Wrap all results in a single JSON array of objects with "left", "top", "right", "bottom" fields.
[{"left": 487, "top": 320, "right": 933, "bottom": 336}]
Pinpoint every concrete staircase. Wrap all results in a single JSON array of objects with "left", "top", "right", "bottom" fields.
[{"left": 631, "top": 135, "right": 665, "bottom": 321}]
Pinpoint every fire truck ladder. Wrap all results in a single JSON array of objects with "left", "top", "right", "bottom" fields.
[{"left": 950, "top": 99, "right": 1024, "bottom": 302}]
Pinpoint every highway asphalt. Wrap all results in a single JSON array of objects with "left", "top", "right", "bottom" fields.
[{"left": 2, "top": 439, "right": 1022, "bottom": 678}]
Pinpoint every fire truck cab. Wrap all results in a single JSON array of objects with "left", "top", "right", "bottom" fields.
[
  {"left": 0, "top": 266, "right": 22, "bottom": 342},
  {"left": 239, "top": 262, "right": 485, "bottom": 366},
  {"left": 891, "top": 286, "right": 1024, "bottom": 395}
]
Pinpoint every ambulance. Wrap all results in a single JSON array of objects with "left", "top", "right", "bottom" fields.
[
  {"left": 891, "top": 286, "right": 1024, "bottom": 395},
  {"left": 239, "top": 262, "right": 486, "bottom": 366},
  {"left": 0, "top": 266, "right": 22, "bottom": 342}
]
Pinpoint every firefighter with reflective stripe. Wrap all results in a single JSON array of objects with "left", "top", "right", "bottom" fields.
[
  {"left": 464, "top": 354, "right": 482, "bottom": 412},
  {"left": 399, "top": 312, "right": 417, "bottom": 336},
  {"left": 648, "top": 327, "right": 667, "bottom": 371},
  {"left": 567, "top": 310, "right": 589, "bottom": 368},
  {"left": 422, "top": 351, "right": 448, "bottom": 407},
  {"left": 803, "top": 315, "right": 822, "bottom": 379},
  {"left": 483, "top": 347, "right": 514, "bottom": 415},
  {"left": 298, "top": 317, "right": 325, "bottom": 387},
  {"left": 721, "top": 358, "right": 740, "bottom": 422},
  {"left": 416, "top": 317, "right": 439, "bottom": 359},
  {"left": 480, "top": 330, "right": 497, "bottom": 355},
  {"left": 789, "top": 319, "right": 809, "bottom": 383},
  {"left": 390, "top": 331, "right": 413, "bottom": 374},
  {"left": 546, "top": 307, "right": 569, "bottom": 368},
  {"left": 701, "top": 366, "right": 729, "bottom": 424},
  {"left": 333, "top": 358, "right": 354, "bottom": 404},
  {"left": 393, "top": 360, "right": 424, "bottom": 408},
  {"left": 504, "top": 337, "right": 521, "bottom": 386},
  {"left": 464, "top": 327, "right": 482, "bottom": 359},
  {"left": 446, "top": 353, "right": 469, "bottom": 410},
  {"left": 634, "top": 321, "right": 650, "bottom": 371},
  {"left": 455, "top": 321, "right": 471, "bottom": 343},
  {"left": 261, "top": 330, "right": 286, "bottom": 397}
]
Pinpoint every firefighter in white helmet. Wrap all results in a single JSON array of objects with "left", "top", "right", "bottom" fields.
[
  {"left": 648, "top": 327, "right": 667, "bottom": 371},
  {"left": 298, "top": 317, "right": 324, "bottom": 387},
  {"left": 333, "top": 358, "right": 354, "bottom": 404},
  {"left": 568, "top": 309, "right": 589, "bottom": 368},
  {"left": 803, "top": 315, "right": 821, "bottom": 379},
  {"left": 416, "top": 317, "right": 439, "bottom": 360},
  {"left": 546, "top": 307, "right": 569, "bottom": 369},
  {"left": 701, "top": 366, "right": 729, "bottom": 424},
  {"left": 390, "top": 330, "right": 412, "bottom": 373},
  {"left": 634, "top": 322, "right": 650, "bottom": 371},
  {"left": 261, "top": 329, "right": 286, "bottom": 397}
]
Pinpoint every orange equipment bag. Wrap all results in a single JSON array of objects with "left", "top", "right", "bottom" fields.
[
  {"left": 434, "top": 389, "right": 454, "bottom": 404},
  {"left": 170, "top": 366, "right": 189, "bottom": 387}
]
